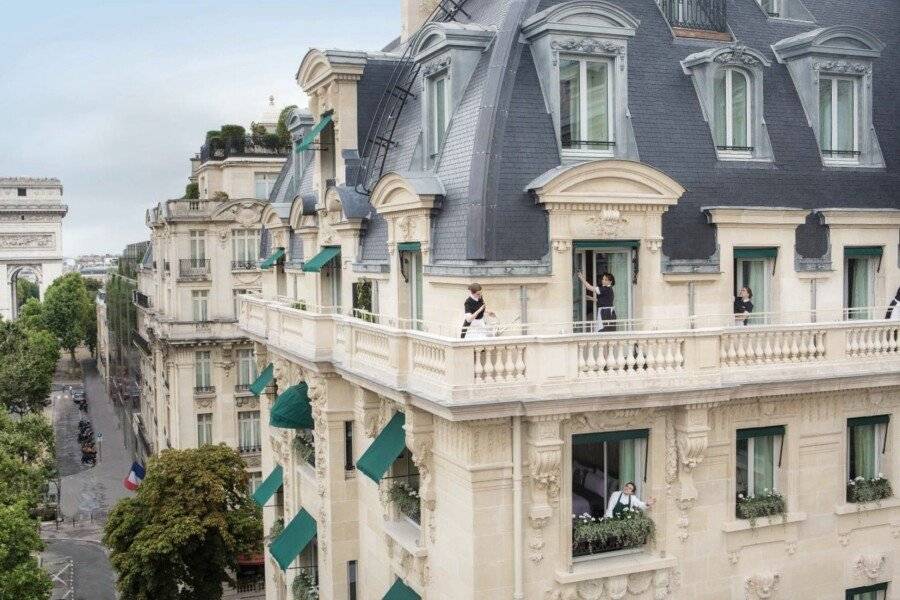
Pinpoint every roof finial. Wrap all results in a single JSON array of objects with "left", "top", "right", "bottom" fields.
[{"left": 269, "top": 95, "right": 275, "bottom": 106}]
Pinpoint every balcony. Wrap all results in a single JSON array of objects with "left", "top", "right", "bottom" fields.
[
  {"left": 179, "top": 258, "right": 211, "bottom": 280},
  {"left": 238, "top": 444, "right": 262, "bottom": 455},
  {"left": 238, "top": 296, "right": 900, "bottom": 408},
  {"left": 199, "top": 135, "right": 289, "bottom": 163},
  {"left": 153, "top": 319, "right": 242, "bottom": 344},
  {"left": 234, "top": 383, "right": 252, "bottom": 394},
  {"left": 232, "top": 260, "right": 259, "bottom": 272},
  {"left": 658, "top": 0, "right": 728, "bottom": 38},
  {"left": 194, "top": 385, "right": 216, "bottom": 396},
  {"left": 133, "top": 290, "right": 151, "bottom": 309}
]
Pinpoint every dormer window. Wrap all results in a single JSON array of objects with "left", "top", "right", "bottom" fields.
[
  {"left": 559, "top": 56, "right": 614, "bottom": 155},
  {"left": 427, "top": 72, "right": 450, "bottom": 160},
  {"left": 818, "top": 76, "right": 858, "bottom": 162},
  {"left": 772, "top": 26, "right": 885, "bottom": 168},
  {"left": 681, "top": 45, "right": 772, "bottom": 161},
  {"left": 713, "top": 68, "right": 751, "bottom": 155},
  {"left": 523, "top": 0, "right": 641, "bottom": 161}
]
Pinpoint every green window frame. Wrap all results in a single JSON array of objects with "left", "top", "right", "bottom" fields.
[
  {"left": 846, "top": 582, "right": 888, "bottom": 600},
  {"left": 736, "top": 426, "right": 785, "bottom": 502},
  {"left": 847, "top": 415, "right": 889, "bottom": 481}
]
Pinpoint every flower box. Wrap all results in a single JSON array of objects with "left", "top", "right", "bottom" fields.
[
  {"left": 572, "top": 509, "right": 655, "bottom": 557},
  {"left": 291, "top": 568, "right": 318, "bottom": 600},
  {"left": 293, "top": 430, "right": 315, "bottom": 467},
  {"left": 736, "top": 490, "right": 786, "bottom": 526},
  {"left": 847, "top": 475, "right": 893, "bottom": 504},
  {"left": 388, "top": 481, "right": 421, "bottom": 524}
]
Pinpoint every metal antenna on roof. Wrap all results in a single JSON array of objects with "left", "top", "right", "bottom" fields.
[{"left": 354, "top": 0, "right": 472, "bottom": 196}]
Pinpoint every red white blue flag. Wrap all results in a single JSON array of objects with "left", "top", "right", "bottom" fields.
[{"left": 123, "top": 462, "right": 145, "bottom": 491}]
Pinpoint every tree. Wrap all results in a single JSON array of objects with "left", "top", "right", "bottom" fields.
[
  {"left": 104, "top": 445, "right": 263, "bottom": 600},
  {"left": 0, "top": 321, "right": 58, "bottom": 414},
  {"left": 15, "top": 278, "right": 39, "bottom": 309},
  {"left": 17, "top": 298, "right": 46, "bottom": 332},
  {"left": 0, "top": 502, "right": 52, "bottom": 600},
  {"left": 276, "top": 105, "right": 298, "bottom": 148},
  {"left": 0, "top": 410, "right": 55, "bottom": 506},
  {"left": 42, "top": 272, "right": 93, "bottom": 365}
]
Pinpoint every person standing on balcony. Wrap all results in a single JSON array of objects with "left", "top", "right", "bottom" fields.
[
  {"left": 885, "top": 286, "right": 900, "bottom": 319},
  {"left": 733, "top": 286, "right": 754, "bottom": 326},
  {"left": 461, "top": 283, "right": 495, "bottom": 339},
  {"left": 604, "top": 482, "right": 654, "bottom": 518},
  {"left": 577, "top": 271, "right": 617, "bottom": 332}
]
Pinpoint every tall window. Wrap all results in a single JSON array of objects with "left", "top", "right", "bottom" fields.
[
  {"left": 847, "top": 416, "right": 889, "bottom": 481},
  {"left": 736, "top": 426, "right": 784, "bottom": 503},
  {"left": 347, "top": 560, "right": 358, "bottom": 600},
  {"left": 845, "top": 253, "right": 877, "bottom": 320},
  {"left": 248, "top": 472, "right": 262, "bottom": 494},
  {"left": 734, "top": 249, "right": 775, "bottom": 324},
  {"left": 344, "top": 421, "right": 355, "bottom": 472},
  {"left": 572, "top": 430, "right": 648, "bottom": 518},
  {"left": 428, "top": 74, "right": 449, "bottom": 158},
  {"left": 254, "top": 173, "right": 278, "bottom": 200},
  {"left": 758, "top": 0, "right": 778, "bottom": 16},
  {"left": 846, "top": 584, "right": 888, "bottom": 600},
  {"left": 192, "top": 290, "right": 209, "bottom": 321},
  {"left": 189, "top": 230, "right": 206, "bottom": 260},
  {"left": 237, "top": 349, "right": 257, "bottom": 387},
  {"left": 197, "top": 413, "right": 213, "bottom": 445},
  {"left": 195, "top": 351, "right": 212, "bottom": 390},
  {"left": 232, "top": 229, "right": 259, "bottom": 267},
  {"left": 559, "top": 57, "right": 613, "bottom": 153},
  {"left": 714, "top": 68, "right": 751, "bottom": 152},
  {"left": 819, "top": 76, "right": 858, "bottom": 159},
  {"left": 238, "top": 411, "right": 261, "bottom": 452}
]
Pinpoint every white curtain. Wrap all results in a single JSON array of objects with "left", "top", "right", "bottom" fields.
[
  {"left": 559, "top": 59, "right": 581, "bottom": 147},
  {"left": 732, "top": 71, "right": 748, "bottom": 147},
  {"left": 819, "top": 79, "right": 832, "bottom": 149},
  {"left": 713, "top": 71, "right": 727, "bottom": 146},
  {"left": 586, "top": 61, "right": 609, "bottom": 143},
  {"left": 608, "top": 252, "right": 630, "bottom": 322},
  {"left": 836, "top": 80, "right": 854, "bottom": 151}
]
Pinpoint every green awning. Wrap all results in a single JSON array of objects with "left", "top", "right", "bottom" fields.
[
  {"left": 573, "top": 429, "right": 649, "bottom": 445},
  {"left": 250, "top": 363, "right": 274, "bottom": 396},
  {"left": 295, "top": 113, "right": 334, "bottom": 153},
  {"left": 260, "top": 248, "right": 285, "bottom": 269},
  {"left": 844, "top": 246, "right": 883, "bottom": 258},
  {"left": 736, "top": 425, "right": 785, "bottom": 440},
  {"left": 734, "top": 247, "right": 778, "bottom": 259},
  {"left": 302, "top": 246, "right": 341, "bottom": 273},
  {"left": 357, "top": 412, "right": 406, "bottom": 484},
  {"left": 269, "top": 508, "right": 317, "bottom": 571},
  {"left": 397, "top": 242, "right": 421, "bottom": 252},
  {"left": 574, "top": 240, "right": 639, "bottom": 250},
  {"left": 270, "top": 383, "right": 314, "bottom": 429},
  {"left": 251, "top": 465, "right": 283, "bottom": 507},
  {"left": 383, "top": 579, "right": 420, "bottom": 600},
  {"left": 848, "top": 415, "right": 890, "bottom": 428}
]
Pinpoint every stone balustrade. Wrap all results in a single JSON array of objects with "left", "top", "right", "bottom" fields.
[{"left": 239, "top": 296, "right": 900, "bottom": 407}]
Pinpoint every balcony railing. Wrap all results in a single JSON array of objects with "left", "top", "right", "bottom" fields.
[
  {"left": 132, "top": 331, "right": 151, "bottom": 355},
  {"left": 238, "top": 444, "right": 261, "bottom": 454},
  {"left": 658, "top": 0, "right": 727, "bottom": 33},
  {"left": 179, "top": 258, "right": 211, "bottom": 279},
  {"left": 232, "top": 260, "right": 259, "bottom": 271},
  {"left": 235, "top": 383, "right": 252, "bottom": 393},
  {"left": 133, "top": 290, "right": 151, "bottom": 309},
  {"left": 194, "top": 385, "right": 215, "bottom": 395},
  {"left": 238, "top": 296, "right": 900, "bottom": 406}
]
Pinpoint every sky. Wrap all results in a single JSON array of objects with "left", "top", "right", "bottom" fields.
[{"left": 0, "top": 0, "right": 398, "bottom": 257}]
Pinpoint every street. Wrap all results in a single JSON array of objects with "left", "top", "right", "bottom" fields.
[{"left": 41, "top": 351, "right": 135, "bottom": 600}]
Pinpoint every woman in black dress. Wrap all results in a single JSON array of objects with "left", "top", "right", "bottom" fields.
[
  {"left": 733, "top": 286, "right": 754, "bottom": 325},
  {"left": 461, "top": 282, "right": 495, "bottom": 338},
  {"left": 577, "top": 271, "right": 617, "bottom": 332}
]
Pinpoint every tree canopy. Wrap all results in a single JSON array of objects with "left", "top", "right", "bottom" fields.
[
  {"left": 0, "top": 501, "right": 52, "bottom": 600},
  {"left": 42, "top": 272, "right": 94, "bottom": 363},
  {"left": 0, "top": 321, "right": 59, "bottom": 414},
  {"left": 104, "top": 445, "right": 263, "bottom": 600},
  {"left": 15, "top": 278, "right": 39, "bottom": 309}
]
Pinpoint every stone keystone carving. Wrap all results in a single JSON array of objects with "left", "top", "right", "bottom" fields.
[{"left": 745, "top": 572, "right": 781, "bottom": 599}]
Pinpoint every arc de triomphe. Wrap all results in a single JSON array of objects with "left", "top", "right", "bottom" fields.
[{"left": 0, "top": 178, "right": 68, "bottom": 320}]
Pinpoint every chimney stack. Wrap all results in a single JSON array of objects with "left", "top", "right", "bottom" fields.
[{"left": 401, "top": 0, "right": 441, "bottom": 42}]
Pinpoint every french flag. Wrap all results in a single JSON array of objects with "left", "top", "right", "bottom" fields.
[{"left": 123, "top": 462, "right": 145, "bottom": 491}]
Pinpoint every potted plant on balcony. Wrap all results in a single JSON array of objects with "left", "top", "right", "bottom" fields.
[
  {"left": 293, "top": 429, "right": 315, "bottom": 467},
  {"left": 572, "top": 508, "right": 655, "bottom": 557},
  {"left": 291, "top": 569, "right": 318, "bottom": 600},
  {"left": 736, "top": 489, "right": 786, "bottom": 527},
  {"left": 847, "top": 474, "right": 893, "bottom": 505},
  {"left": 388, "top": 480, "right": 421, "bottom": 523},
  {"left": 268, "top": 518, "right": 284, "bottom": 541}
]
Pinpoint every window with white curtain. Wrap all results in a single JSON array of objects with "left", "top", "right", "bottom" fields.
[
  {"left": 237, "top": 349, "right": 257, "bottom": 387},
  {"left": 197, "top": 413, "right": 213, "bottom": 445},
  {"left": 845, "top": 256, "right": 875, "bottom": 320},
  {"left": 559, "top": 57, "right": 614, "bottom": 155},
  {"left": 736, "top": 426, "right": 784, "bottom": 508},
  {"left": 191, "top": 290, "right": 209, "bottom": 322},
  {"left": 847, "top": 416, "right": 889, "bottom": 483},
  {"left": 571, "top": 430, "right": 648, "bottom": 518},
  {"left": 238, "top": 411, "right": 261, "bottom": 451},
  {"left": 714, "top": 68, "right": 752, "bottom": 154},
  {"left": 254, "top": 173, "right": 278, "bottom": 200},
  {"left": 189, "top": 230, "right": 206, "bottom": 260},
  {"left": 232, "top": 229, "right": 259, "bottom": 266},
  {"left": 194, "top": 351, "right": 212, "bottom": 389},
  {"left": 819, "top": 76, "right": 858, "bottom": 161},
  {"left": 427, "top": 73, "right": 450, "bottom": 159}
]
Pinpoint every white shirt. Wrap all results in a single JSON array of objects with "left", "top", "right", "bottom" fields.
[{"left": 604, "top": 490, "right": 648, "bottom": 518}]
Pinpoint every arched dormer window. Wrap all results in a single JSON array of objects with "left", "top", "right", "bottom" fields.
[
  {"left": 681, "top": 45, "right": 773, "bottom": 162},
  {"left": 713, "top": 67, "right": 751, "bottom": 155}
]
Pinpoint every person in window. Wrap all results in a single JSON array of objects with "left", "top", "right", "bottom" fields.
[
  {"left": 604, "top": 482, "right": 654, "bottom": 518},
  {"left": 577, "top": 271, "right": 617, "bottom": 332},
  {"left": 733, "top": 286, "right": 754, "bottom": 326},
  {"left": 460, "top": 283, "right": 495, "bottom": 339},
  {"left": 885, "top": 286, "right": 900, "bottom": 320}
]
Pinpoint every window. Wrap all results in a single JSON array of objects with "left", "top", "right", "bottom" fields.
[
  {"left": 758, "top": 0, "right": 778, "bottom": 16},
  {"left": 389, "top": 448, "right": 421, "bottom": 524},
  {"left": 427, "top": 74, "right": 449, "bottom": 159},
  {"left": 347, "top": 560, "right": 357, "bottom": 600},
  {"left": 344, "top": 421, "right": 355, "bottom": 472},
  {"left": 845, "top": 252, "right": 877, "bottom": 320},
  {"left": 559, "top": 57, "right": 613, "bottom": 154},
  {"left": 238, "top": 411, "right": 261, "bottom": 452},
  {"left": 819, "top": 76, "right": 858, "bottom": 160},
  {"left": 197, "top": 413, "right": 213, "bottom": 445},
  {"left": 572, "top": 430, "right": 648, "bottom": 518},
  {"left": 195, "top": 351, "right": 212, "bottom": 390},
  {"left": 232, "top": 229, "right": 260, "bottom": 268},
  {"left": 572, "top": 245, "right": 635, "bottom": 331},
  {"left": 846, "top": 583, "right": 888, "bottom": 600},
  {"left": 734, "top": 248, "right": 776, "bottom": 324},
  {"left": 847, "top": 416, "right": 889, "bottom": 481},
  {"left": 736, "top": 426, "right": 784, "bottom": 510},
  {"left": 248, "top": 472, "right": 262, "bottom": 494},
  {"left": 189, "top": 230, "right": 206, "bottom": 260},
  {"left": 233, "top": 289, "right": 246, "bottom": 317},
  {"left": 714, "top": 68, "right": 751, "bottom": 154},
  {"left": 17, "top": 187, "right": 26, "bottom": 197},
  {"left": 352, "top": 280, "right": 375, "bottom": 322},
  {"left": 400, "top": 248, "right": 423, "bottom": 329},
  {"left": 237, "top": 349, "right": 257, "bottom": 388},
  {"left": 254, "top": 173, "right": 278, "bottom": 200},
  {"left": 192, "top": 290, "right": 209, "bottom": 321}
]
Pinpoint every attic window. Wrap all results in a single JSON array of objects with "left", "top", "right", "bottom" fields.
[
  {"left": 560, "top": 56, "right": 614, "bottom": 155},
  {"left": 427, "top": 72, "right": 450, "bottom": 159},
  {"left": 713, "top": 68, "right": 751, "bottom": 154},
  {"left": 753, "top": 0, "right": 815, "bottom": 22}
]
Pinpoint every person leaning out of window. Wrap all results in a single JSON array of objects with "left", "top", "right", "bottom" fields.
[
  {"left": 604, "top": 482, "right": 655, "bottom": 518},
  {"left": 733, "top": 286, "right": 754, "bottom": 326}
]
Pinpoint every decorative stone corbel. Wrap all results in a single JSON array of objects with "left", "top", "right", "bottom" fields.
[
  {"left": 354, "top": 388, "right": 382, "bottom": 439},
  {"left": 405, "top": 408, "right": 436, "bottom": 543},
  {"left": 527, "top": 416, "right": 566, "bottom": 508},
  {"left": 745, "top": 572, "right": 781, "bottom": 600},
  {"left": 673, "top": 406, "right": 710, "bottom": 542},
  {"left": 855, "top": 554, "right": 886, "bottom": 581}
]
